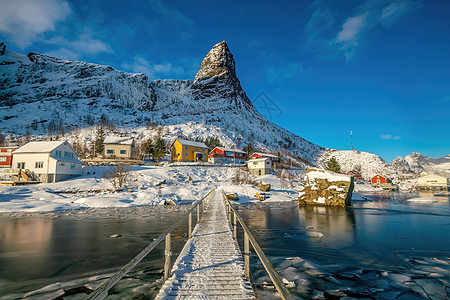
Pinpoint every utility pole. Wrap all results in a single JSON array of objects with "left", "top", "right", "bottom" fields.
[{"left": 351, "top": 131, "right": 354, "bottom": 151}]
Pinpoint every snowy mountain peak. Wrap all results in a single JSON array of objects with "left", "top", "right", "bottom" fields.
[
  {"left": 193, "top": 41, "right": 235, "bottom": 83},
  {"left": 191, "top": 41, "right": 253, "bottom": 108}
]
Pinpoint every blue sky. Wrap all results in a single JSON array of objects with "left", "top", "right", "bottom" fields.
[{"left": 0, "top": 0, "right": 449, "bottom": 161}]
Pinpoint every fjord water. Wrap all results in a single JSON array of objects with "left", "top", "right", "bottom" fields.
[
  {"left": 237, "top": 192, "right": 450, "bottom": 299},
  {"left": 0, "top": 206, "right": 190, "bottom": 298},
  {"left": 0, "top": 192, "right": 449, "bottom": 299}
]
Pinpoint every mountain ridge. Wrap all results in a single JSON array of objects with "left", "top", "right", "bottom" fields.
[
  {"left": 0, "top": 41, "right": 323, "bottom": 165},
  {"left": 1, "top": 40, "right": 448, "bottom": 177}
]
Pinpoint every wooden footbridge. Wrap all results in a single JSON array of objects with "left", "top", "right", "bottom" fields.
[{"left": 84, "top": 189, "right": 294, "bottom": 300}]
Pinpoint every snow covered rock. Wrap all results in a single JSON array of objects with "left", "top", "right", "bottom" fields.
[
  {"left": 298, "top": 168, "right": 354, "bottom": 207},
  {"left": 392, "top": 156, "right": 411, "bottom": 172}
]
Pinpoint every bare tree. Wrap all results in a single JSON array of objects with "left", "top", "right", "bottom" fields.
[{"left": 103, "top": 164, "right": 131, "bottom": 190}]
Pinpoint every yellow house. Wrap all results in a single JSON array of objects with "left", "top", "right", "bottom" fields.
[{"left": 171, "top": 139, "right": 208, "bottom": 162}]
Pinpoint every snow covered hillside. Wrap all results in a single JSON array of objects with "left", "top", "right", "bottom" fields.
[
  {"left": 318, "top": 150, "right": 399, "bottom": 179},
  {"left": 393, "top": 152, "right": 450, "bottom": 175},
  {"left": 0, "top": 41, "right": 322, "bottom": 165}
]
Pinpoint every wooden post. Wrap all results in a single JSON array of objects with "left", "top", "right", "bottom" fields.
[
  {"left": 233, "top": 211, "right": 237, "bottom": 240},
  {"left": 164, "top": 234, "right": 171, "bottom": 281},
  {"left": 202, "top": 198, "right": 205, "bottom": 213},
  {"left": 188, "top": 212, "right": 192, "bottom": 239},
  {"left": 197, "top": 204, "right": 200, "bottom": 223},
  {"left": 244, "top": 231, "right": 250, "bottom": 279}
]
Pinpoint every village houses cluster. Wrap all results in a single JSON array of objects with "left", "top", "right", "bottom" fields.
[{"left": 1, "top": 137, "right": 449, "bottom": 192}]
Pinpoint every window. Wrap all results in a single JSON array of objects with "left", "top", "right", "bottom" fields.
[
  {"left": 120, "top": 150, "right": 126, "bottom": 154},
  {"left": 55, "top": 151, "right": 61, "bottom": 157},
  {"left": 35, "top": 161, "right": 44, "bottom": 168},
  {"left": 71, "top": 164, "right": 75, "bottom": 170},
  {"left": 59, "top": 162, "right": 65, "bottom": 166},
  {"left": 64, "top": 151, "right": 68, "bottom": 157},
  {"left": 107, "top": 150, "right": 114, "bottom": 154},
  {"left": 68, "top": 152, "right": 73, "bottom": 158},
  {"left": 0, "top": 157, "right": 6, "bottom": 162},
  {"left": 202, "top": 148, "right": 204, "bottom": 151},
  {"left": 185, "top": 153, "right": 188, "bottom": 156},
  {"left": 185, "top": 146, "right": 188, "bottom": 150},
  {"left": 17, "top": 162, "right": 25, "bottom": 168},
  {"left": 173, "top": 146, "right": 176, "bottom": 150}
]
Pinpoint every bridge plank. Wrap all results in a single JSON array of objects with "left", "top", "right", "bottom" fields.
[{"left": 155, "top": 192, "right": 256, "bottom": 299}]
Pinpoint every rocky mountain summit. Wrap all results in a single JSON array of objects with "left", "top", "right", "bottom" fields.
[{"left": 191, "top": 41, "right": 252, "bottom": 109}]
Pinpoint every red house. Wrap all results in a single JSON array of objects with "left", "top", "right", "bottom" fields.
[
  {"left": 208, "top": 147, "right": 247, "bottom": 165},
  {"left": 0, "top": 146, "right": 18, "bottom": 168},
  {"left": 249, "top": 152, "right": 280, "bottom": 164},
  {"left": 371, "top": 174, "right": 391, "bottom": 185}
]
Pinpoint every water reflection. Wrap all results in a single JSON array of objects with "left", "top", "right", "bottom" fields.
[
  {"left": 0, "top": 206, "right": 189, "bottom": 297},
  {"left": 299, "top": 205, "right": 356, "bottom": 248}
]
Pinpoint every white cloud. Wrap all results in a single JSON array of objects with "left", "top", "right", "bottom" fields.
[
  {"left": 333, "top": 13, "right": 368, "bottom": 61},
  {"left": 380, "top": 1, "right": 418, "bottom": 26},
  {"left": 44, "top": 31, "right": 112, "bottom": 60},
  {"left": 0, "top": 0, "right": 72, "bottom": 48},
  {"left": 335, "top": 14, "right": 368, "bottom": 43},
  {"left": 307, "top": 0, "right": 421, "bottom": 61},
  {"left": 122, "top": 55, "right": 200, "bottom": 79},
  {"left": 304, "top": 1, "right": 335, "bottom": 50},
  {"left": 380, "top": 134, "right": 402, "bottom": 140}
]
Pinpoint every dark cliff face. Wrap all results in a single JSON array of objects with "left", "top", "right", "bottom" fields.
[
  {"left": 190, "top": 41, "right": 253, "bottom": 109},
  {"left": 0, "top": 42, "right": 6, "bottom": 56}
]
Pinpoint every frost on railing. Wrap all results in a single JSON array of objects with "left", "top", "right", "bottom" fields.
[
  {"left": 84, "top": 189, "right": 215, "bottom": 300},
  {"left": 222, "top": 190, "right": 295, "bottom": 300}
]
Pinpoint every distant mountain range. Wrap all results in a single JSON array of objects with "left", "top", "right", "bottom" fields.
[{"left": 0, "top": 40, "right": 448, "bottom": 178}]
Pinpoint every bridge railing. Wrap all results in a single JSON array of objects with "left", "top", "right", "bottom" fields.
[
  {"left": 222, "top": 190, "right": 295, "bottom": 300},
  {"left": 84, "top": 189, "right": 216, "bottom": 300}
]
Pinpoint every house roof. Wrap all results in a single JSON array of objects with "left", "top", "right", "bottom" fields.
[
  {"left": 13, "top": 141, "right": 66, "bottom": 154},
  {"left": 104, "top": 136, "right": 134, "bottom": 145},
  {"left": 251, "top": 152, "right": 278, "bottom": 158},
  {"left": 212, "top": 147, "right": 246, "bottom": 154},
  {"left": 175, "top": 139, "right": 207, "bottom": 148},
  {"left": 50, "top": 156, "right": 83, "bottom": 164},
  {"left": 248, "top": 158, "right": 269, "bottom": 163}
]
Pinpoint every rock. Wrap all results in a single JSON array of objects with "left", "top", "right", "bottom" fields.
[
  {"left": 0, "top": 41, "right": 5, "bottom": 56},
  {"left": 258, "top": 181, "right": 271, "bottom": 192},
  {"left": 298, "top": 168, "right": 354, "bottom": 207},
  {"left": 156, "top": 179, "right": 166, "bottom": 186},
  {"left": 109, "top": 233, "right": 121, "bottom": 238},
  {"left": 191, "top": 41, "right": 254, "bottom": 109},
  {"left": 226, "top": 193, "right": 239, "bottom": 201}
]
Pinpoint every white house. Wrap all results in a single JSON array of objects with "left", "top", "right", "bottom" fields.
[
  {"left": 247, "top": 158, "right": 272, "bottom": 176},
  {"left": 11, "top": 141, "right": 83, "bottom": 183},
  {"left": 417, "top": 173, "right": 450, "bottom": 191}
]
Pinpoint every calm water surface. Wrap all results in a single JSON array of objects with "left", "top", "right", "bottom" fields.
[{"left": 0, "top": 191, "right": 449, "bottom": 299}]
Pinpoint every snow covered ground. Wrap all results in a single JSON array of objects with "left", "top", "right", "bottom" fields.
[{"left": 0, "top": 165, "right": 301, "bottom": 213}]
